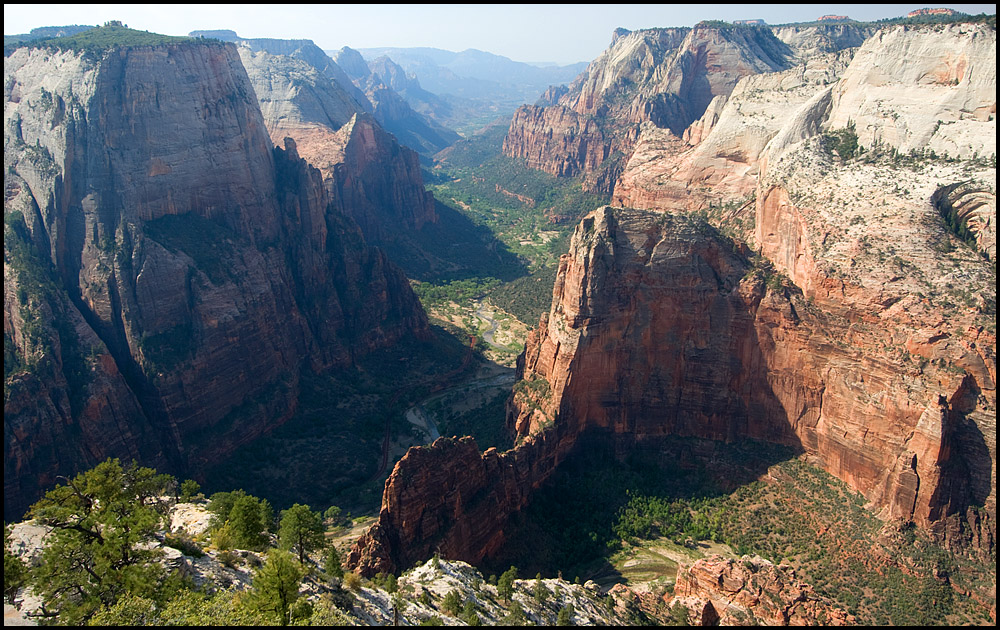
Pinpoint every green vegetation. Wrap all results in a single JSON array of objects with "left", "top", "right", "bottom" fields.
[
  {"left": 277, "top": 504, "right": 325, "bottom": 564},
  {"left": 201, "top": 325, "right": 474, "bottom": 514},
  {"left": 26, "top": 459, "right": 177, "bottom": 625},
  {"left": 207, "top": 490, "right": 274, "bottom": 551},
  {"left": 488, "top": 265, "right": 558, "bottom": 325},
  {"left": 6, "top": 22, "right": 204, "bottom": 56},
  {"left": 822, "top": 121, "right": 859, "bottom": 160},
  {"left": 490, "top": 438, "right": 994, "bottom": 625},
  {"left": 497, "top": 566, "right": 518, "bottom": 604},
  {"left": 4, "top": 525, "right": 27, "bottom": 604},
  {"left": 435, "top": 390, "right": 515, "bottom": 453},
  {"left": 248, "top": 549, "right": 304, "bottom": 625},
  {"left": 3, "top": 211, "right": 91, "bottom": 411}
]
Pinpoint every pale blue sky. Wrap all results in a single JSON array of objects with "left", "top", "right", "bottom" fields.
[{"left": 4, "top": 4, "right": 996, "bottom": 64}]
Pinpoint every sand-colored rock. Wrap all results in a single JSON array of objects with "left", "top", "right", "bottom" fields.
[{"left": 238, "top": 47, "right": 438, "bottom": 244}]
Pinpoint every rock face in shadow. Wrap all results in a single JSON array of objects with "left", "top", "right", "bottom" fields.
[
  {"left": 237, "top": 45, "right": 438, "bottom": 246},
  {"left": 3, "top": 39, "right": 428, "bottom": 520},
  {"left": 351, "top": 201, "right": 995, "bottom": 574}
]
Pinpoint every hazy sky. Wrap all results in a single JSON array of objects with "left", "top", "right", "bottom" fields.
[{"left": 4, "top": 4, "right": 996, "bottom": 64}]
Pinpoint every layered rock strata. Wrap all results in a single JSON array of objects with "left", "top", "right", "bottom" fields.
[
  {"left": 503, "top": 24, "right": 796, "bottom": 193},
  {"left": 333, "top": 46, "right": 460, "bottom": 156},
  {"left": 671, "top": 555, "right": 853, "bottom": 625},
  {"left": 4, "top": 39, "right": 428, "bottom": 519},
  {"left": 237, "top": 46, "right": 438, "bottom": 244},
  {"left": 352, "top": 200, "right": 995, "bottom": 573},
  {"left": 348, "top": 434, "right": 577, "bottom": 577}
]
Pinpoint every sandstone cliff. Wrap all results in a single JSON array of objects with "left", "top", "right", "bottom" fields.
[
  {"left": 502, "top": 24, "right": 797, "bottom": 194},
  {"left": 237, "top": 46, "right": 438, "bottom": 244},
  {"left": 333, "top": 46, "right": 461, "bottom": 156},
  {"left": 4, "top": 37, "right": 428, "bottom": 520},
  {"left": 349, "top": 20, "right": 996, "bottom": 580},
  {"left": 671, "top": 555, "right": 853, "bottom": 625}
]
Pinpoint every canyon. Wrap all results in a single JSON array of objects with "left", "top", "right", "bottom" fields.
[
  {"left": 3, "top": 13, "right": 997, "bottom": 626},
  {"left": 350, "top": 18, "right": 997, "bottom": 599},
  {"left": 3, "top": 34, "right": 429, "bottom": 520}
]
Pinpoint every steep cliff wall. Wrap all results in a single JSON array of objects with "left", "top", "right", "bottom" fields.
[
  {"left": 502, "top": 24, "right": 796, "bottom": 194},
  {"left": 671, "top": 555, "right": 853, "bottom": 625},
  {"left": 333, "top": 46, "right": 460, "bottom": 156},
  {"left": 4, "top": 38, "right": 428, "bottom": 519},
  {"left": 238, "top": 46, "right": 438, "bottom": 245},
  {"left": 612, "top": 50, "right": 853, "bottom": 215}
]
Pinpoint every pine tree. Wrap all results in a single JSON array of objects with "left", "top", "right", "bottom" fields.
[
  {"left": 250, "top": 549, "right": 304, "bottom": 625},
  {"left": 278, "top": 503, "right": 325, "bottom": 564},
  {"left": 26, "top": 459, "right": 175, "bottom": 625},
  {"left": 497, "top": 565, "right": 518, "bottom": 604}
]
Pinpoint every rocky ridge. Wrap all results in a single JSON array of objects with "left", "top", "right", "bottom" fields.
[
  {"left": 502, "top": 24, "right": 800, "bottom": 194},
  {"left": 333, "top": 46, "right": 461, "bottom": 156},
  {"left": 350, "top": 21, "right": 996, "bottom": 580},
  {"left": 6, "top": 504, "right": 633, "bottom": 626},
  {"left": 670, "top": 554, "right": 853, "bottom": 625},
  {"left": 236, "top": 43, "right": 439, "bottom": 244},
  {"left": 3, "top": 37, "right": 428, "bottom": 519}
]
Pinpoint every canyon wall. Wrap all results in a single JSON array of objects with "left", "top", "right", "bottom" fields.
[
  {"left": 4, "top": 39, "right": 428, "bottom": 519},
  {"left": 351, "top": 21, "right": 996, "bottom": 575},
  {"left": 238, "top": 45, "right": 438, "bottom": 245},
  {"left": 502, "top": 24, "right": 798, "bottom": 194}
]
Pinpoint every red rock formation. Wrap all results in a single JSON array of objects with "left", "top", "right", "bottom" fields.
[
  {"left": 514, "top": 207, "right": 993, "bottom": 550},
  {"left": 3, "top": 38, "right": 428, "bottom": 519},
  {"left": 238, "top": 47, "right": 438, "bottom": 245},
  {"left": 348, "top": 434, "right": 577, "bottom": 577},
  {"left": 503, "top": 25, "right": 794, "bottom": 194},
  {"left": 501, "top": 105, "right": 613, "bottom": 178},
  {"left": 352, "top": 202, "right": 993, "bottom": 573},
  {"left": 671, "top": 555, "right": 853, "bottom": 625}
]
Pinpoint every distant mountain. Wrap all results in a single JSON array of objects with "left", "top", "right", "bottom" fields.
[
  {"left": 331, "top": 46, "right": 587, "bottom": 135},
  {"left": 4, "top": 24, "right": 94, "bottom": 47},
  {"left": 189, "top": 31, "right": 458, "bottom": 156}
]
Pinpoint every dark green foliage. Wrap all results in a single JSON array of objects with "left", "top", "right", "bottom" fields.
[
  {"left": 497, "top": 566, "right": 518, "bottom": 604},
  {"left": 533, "top": 575, "right": 548, "bottom": 603},
  {"left": 208, "top": 490, "right": 273, "bottom": 550},
  {"left": 442, "top": 589, "right": 462, "bottom": 615},
  {"left": 163, "top": 531, "right": 205, "bottom": 558},
  {"left": 557, "top": 603, "right": 575, "bottom": 626},
  {"left": 26, "top": 459, "right": 176, "bottom": 625},
  {"left": 4, "top": 525, "right": 27, "bottom": 604},
  {"left": 822, "top": 121, "right": 859, "bottom": 160},
  {"left": 488, "top": 265, "right": 559, "bottom": 325},
  {"left": 250, "top": 549, "right": 304, "bottom": 625},
  {"left": 323, "top": 505, "right": 342, "bottom": 524},
  {"left": 324, "top": 544, "right": 344, "bottom": 580},
  {"left": 461, "top": 599, "right": 482, "bottom": 625},
  {"left": 437, "top": 390, "right": 514, "bottom": 452},
  {"left": 229, "top": 495, "right": 272, "bottom": 550},
  {"left": 668, "top": 602, "right": 690, "bottom": 626},
  {"left": 277, "top": 503, "right": 325, "bottom": 564},
  {"left": 7, "top": 22, "right": 203, "bottom": 56},
  {"left": 3, "top": 211, "right": 91, "bottom": 412},
  {"left": 179, "top": 479, "right": 201, "bottom": 502},
  {"left": 413, "top": 277, "right": 502, "bottom": 308},
  {"left": 501, "top": 601, "right": 529, "bottom": 626},
  {"left": 419, "top": 616, "right": 445, "bottom": 626}
]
